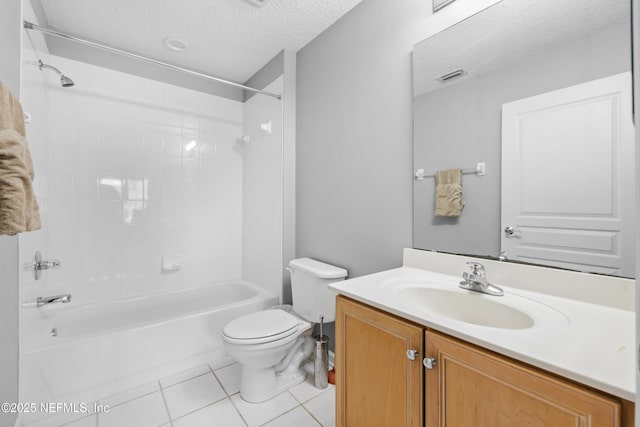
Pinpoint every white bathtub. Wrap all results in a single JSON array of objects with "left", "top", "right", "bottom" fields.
[{"left": 21, "top": 280, "right": 277, "bottom": 404}]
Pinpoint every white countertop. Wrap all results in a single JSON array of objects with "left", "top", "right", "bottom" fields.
[{"left": 329, "top": 265, "right": 635, "bottom": 401}]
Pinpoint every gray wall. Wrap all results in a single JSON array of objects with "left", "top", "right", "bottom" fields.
[
  {"left": 1, "top": 1, "right": 22, "bottom": 94},
  {"left": 413, "top": 23, "right": 630, "bottom": 258},
  {"left": 296, "top": 0, "right": 432, "bottom": 279},
  {"left": 243, "top": 51, "right": 284, "bottom": 102},
  {"left": 0, "top": 1, "right": 22, "bottom": 425}
]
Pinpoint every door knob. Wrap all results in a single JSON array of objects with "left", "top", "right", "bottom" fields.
[
  {"left": 504, "top": 226, "right": 518, "bottom": 236},
  {"left": 406, "top": 349, "right": 419, "bottom": 361},
  {"left": 423, "top": 357, "right": 437, "bottom": 369}
]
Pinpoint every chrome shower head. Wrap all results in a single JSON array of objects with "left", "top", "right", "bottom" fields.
[
  {"left": 60, "top": 74, "right": 75, "bottom": 87},
  {"left": 38, "top": 60, "right": 75, "bottom": 87}
]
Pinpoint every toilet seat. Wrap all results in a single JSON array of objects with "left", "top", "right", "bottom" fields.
[{"left": 222, "top": 309, "right": 303, "bottom": 345}]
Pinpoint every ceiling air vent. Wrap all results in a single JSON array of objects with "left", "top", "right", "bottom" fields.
[
  {"left": 243, "top": 0, "right": 268, "bottom": 7},
  {"left": 436, "top": 69, "right": 466, "bottom": 83},
  {"left": 433, "top": 0, "right": 457, "bottom": 12}
]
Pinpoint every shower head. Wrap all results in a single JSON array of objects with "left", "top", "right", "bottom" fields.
[
  {"left": 60, "top": 74, "right": 75, "bottom": 87},
  {"left": 38, "top": 60, "right": 75, "bottom": 87}
]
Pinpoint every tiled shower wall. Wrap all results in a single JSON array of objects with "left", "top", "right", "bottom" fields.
[
  {"left": 23, "top": 55, "right": 246, "bottom": 304},
  {"left": 242, "top": 77, "right": 284, "bottom": 301},
  {"left": 19, "top": 1, "right": 51, "bottom": 304}
]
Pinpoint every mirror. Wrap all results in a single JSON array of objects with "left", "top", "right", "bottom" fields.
[{"left": 413, "top": 0, "right": 634, "bottom": 277}]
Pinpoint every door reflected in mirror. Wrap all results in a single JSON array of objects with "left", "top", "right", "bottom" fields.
[{"left": 412, "top": 0, "right": 635, "bottom": 277}]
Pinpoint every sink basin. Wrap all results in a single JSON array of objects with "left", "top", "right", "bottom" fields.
[
  {"left": 396, "top": 287, "right": 534, "bottom": 329},
  {"left": 382, "top": 276, "right": 569, "bottom": 330}
]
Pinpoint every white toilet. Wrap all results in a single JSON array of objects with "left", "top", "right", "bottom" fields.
[{"left": 222, "top": 258, "right": 347, "bottom": 403}]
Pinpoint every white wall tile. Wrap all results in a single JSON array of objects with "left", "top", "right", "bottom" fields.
[
  {"left": 242, "top": 77, "right": 284, "bottom": 301},
  {"left": 46, "top": 173, "right": 73, "bottom": 199},
  {"left": 36, "top": 54, "right": 245, "bottom": 304},
  {"left": 142, "top": 131, "right": 164, "bottom": 157},
  {"left": 163, "top": 131, "right": 183, "bottom": 158}
]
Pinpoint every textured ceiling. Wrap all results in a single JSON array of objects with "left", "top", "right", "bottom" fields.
[
  {"left": 37, "top": 0, "right": 362, "bottom": 83},
  {"left": 414, "top": 0, "right": 630, "bottom": 96}
]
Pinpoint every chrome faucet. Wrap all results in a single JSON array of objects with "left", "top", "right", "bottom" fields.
[
  {"left": 22, "top": 294, "right": 72, "bottom": 308},
  {"left": 37, "top": 294, "right": 72, "bottom": 306},
  {"left": 459, "top": 262, "right": 503, "bottom": 296}
]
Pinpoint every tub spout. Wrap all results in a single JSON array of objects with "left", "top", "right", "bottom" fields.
[
  {"left": 22, "top": 294, "right": 72, "bottom": 308},
  {"left": 37, "top": 294, "right": 72, "bottom": 307}
]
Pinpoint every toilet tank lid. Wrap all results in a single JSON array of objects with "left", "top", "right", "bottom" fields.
[{"left": 288, "top": 258, "right": 348, "bottom": 279}]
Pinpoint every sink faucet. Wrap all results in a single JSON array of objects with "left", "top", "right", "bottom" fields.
[{"left": 459, "top": 262, "right": 504, "bottom": 296}]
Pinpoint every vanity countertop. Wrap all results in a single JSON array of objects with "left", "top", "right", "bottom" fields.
[{"left": 329, "top": 260, "right": 635, "bottom": 401}]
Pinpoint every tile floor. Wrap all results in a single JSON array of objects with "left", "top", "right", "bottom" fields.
[{"left": 26, "top": 362, "right": 335, "bottom": 427}]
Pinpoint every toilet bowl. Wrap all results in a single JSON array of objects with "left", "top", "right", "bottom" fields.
[
  {"left": 222, "top": 258, "right": 347, "bottom": 403},
  {"left": 222, "top": 308, "right": 313, "bottom": 402}
]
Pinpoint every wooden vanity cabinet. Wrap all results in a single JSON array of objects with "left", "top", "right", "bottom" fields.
[
  {"left": 336, "top": 296, "right": 634, "bottom": 427},
  {"left": 426, "top": 330, "right": 625, "bottom": 427},
  {"left": 336, "top": 295, "right": 423, "bottom": 427}
]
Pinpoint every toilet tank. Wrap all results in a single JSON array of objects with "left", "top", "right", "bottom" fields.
[{"left": 288, "top": 258, "right": 347, "bottom": 323}]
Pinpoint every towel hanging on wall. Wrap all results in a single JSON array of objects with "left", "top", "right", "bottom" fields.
[
  {"left": 434, "top": 168, "right": 464, "bottom": 217},
  {"left": 0, "top": 82, "right": 41, "bottom": 235}
]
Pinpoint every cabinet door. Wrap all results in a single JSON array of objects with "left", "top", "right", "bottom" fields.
[
  {"left": 425, "top": 330, "right": 622, "bottom": 427},
  {"left": 336, "top": 296, "right": 423, "bottom": 427}
]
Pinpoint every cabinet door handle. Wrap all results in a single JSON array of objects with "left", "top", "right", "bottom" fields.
[
  {"left": 406, "top": 349, "right": 419, "bottom": 361},
  {"left": 423, "top": 357, "right": 437, "bottom": 369}
]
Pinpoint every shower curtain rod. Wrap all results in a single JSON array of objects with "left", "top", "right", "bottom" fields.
[{"left": 23, "top": 21, "right": 282, "bottom": 100}]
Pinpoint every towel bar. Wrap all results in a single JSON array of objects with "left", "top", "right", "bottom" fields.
[{"left": 415, "top": 162, "right": 485, "bottom": 180}]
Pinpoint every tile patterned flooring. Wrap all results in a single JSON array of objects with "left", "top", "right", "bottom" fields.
[{"left": 26, "top": 362, "right": 335, "bottom": 427}]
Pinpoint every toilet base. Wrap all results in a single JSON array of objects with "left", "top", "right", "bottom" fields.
[{"left": 239, "top": 366, "right": 306, "bottom": 403}]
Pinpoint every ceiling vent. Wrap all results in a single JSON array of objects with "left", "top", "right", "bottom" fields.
[
  {"left": 436, "top": 69, "right": 466, "bottom": 83},
  {"left": 243, "top": 0, "right": 268, "bottom": 7},
  {"left": 433, "top": 0, "right": 457, "bottom": 12}
]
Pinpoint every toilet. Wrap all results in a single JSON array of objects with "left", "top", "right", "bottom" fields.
[{"left": 222, "top": 258, "right": 347, "bottom": 403}]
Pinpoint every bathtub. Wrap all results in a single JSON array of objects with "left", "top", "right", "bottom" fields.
[{"left": 21, "top": 280, "right": 277, "bottom": 404}]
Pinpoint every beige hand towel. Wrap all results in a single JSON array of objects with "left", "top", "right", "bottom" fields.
[
  {"left": 434, "top": 168, "right": 464, "bottom": 217},
  {"left": 0, "top": 82, "right": 41, "bottom": 235}
]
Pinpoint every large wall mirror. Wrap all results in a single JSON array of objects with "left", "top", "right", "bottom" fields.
[{"left": 413, "top": 0, "right": 635, "bottom": 278}]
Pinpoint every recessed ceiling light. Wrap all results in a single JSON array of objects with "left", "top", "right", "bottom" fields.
[{"left": 163, "top": 37, "right": 188, "bottom": 52}]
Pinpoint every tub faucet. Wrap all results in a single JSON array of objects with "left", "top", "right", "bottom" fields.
[
  {"left": 459, "top": 262, "right": 503, "bottom": 296},
  {"left": 37, "top": 294, "right": 72, "bottom": 306},
  {"left": 22, "top": 294, "right": 72, "bottom": 308}
]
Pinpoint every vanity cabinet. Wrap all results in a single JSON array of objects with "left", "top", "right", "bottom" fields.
[
  {"left": 335, "top": 295, "right": 423, "bottom": 427},
  {"left": 426, "top": 330, "right": 624, "bottom": 427},
  {"left": 336, "top": 296, "right": 634, "bottom": 427}
]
